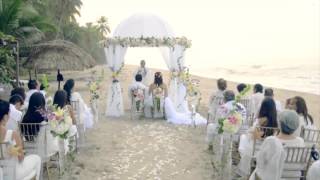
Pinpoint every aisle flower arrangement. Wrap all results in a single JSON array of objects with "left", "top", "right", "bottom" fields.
[
  {"left": 217, "top": 85, "right": 251, "bottom": 134},
  {"left": 39, "top": 104, "right": 71, "bottom": 139}
]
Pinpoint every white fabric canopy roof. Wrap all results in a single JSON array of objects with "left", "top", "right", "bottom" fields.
[{"left": 113, "top": 13, "right": 175, "bottom": 38}]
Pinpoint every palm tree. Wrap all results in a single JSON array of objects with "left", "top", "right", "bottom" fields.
[
  {"left": 97, "top": 16, "right": 111, "bottom": 39},
  {"left": 0, "top": 0, "right": 55, "bottom": 44}
]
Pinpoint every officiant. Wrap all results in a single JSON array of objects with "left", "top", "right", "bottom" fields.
[{"left": 134, "top": 60, "right": 152, "bottom": 86}]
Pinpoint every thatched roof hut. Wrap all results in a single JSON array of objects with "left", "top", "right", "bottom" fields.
[{"left": 25, "top": 40, "right": 96, "bottom": 72}]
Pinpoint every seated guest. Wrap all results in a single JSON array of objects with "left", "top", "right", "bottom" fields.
[
  {"left": 21, "top": 92, "right": 46, "bottom": 136},
  {"left": 208, "top": 78, "right": 227, "bottom": 121},
  {"left": 39, "top": 84, "right": 47, "bottom": 98},
  {"left": 238, "top": 97, "right": 278, "bottom": 176},
  {"left": 10, "top": 87, "right": 26, "bottom": 109},
  {"left": 53, "top": 90, "right": 77, "bottom": 129},
  {"left": 249, "top": 110, "right": 304, "bottom": 180},
  {"left": 0, "top": 100, "right": 41, "bottom": 180},
  {"left": 237, "top": 83, "right": 252, "bottom": 114},
  {"left": 25, "top": 80, "right": 41, "bottom": 106},
  {"left": 206, "top": 90, "right": 246, "bottom": 150},
  {"left": 6, "top": 94, "right": 24, "bottom": 130},
  {"left": 285, "top": 98, "right": 292, "bottom": 109},
  {"left": 250, "top": 83, "right": 264, "bottom": 118},
  {"left": 64, "top": 79, "right": 93, "bottom": 129},
  {"left": 288, "top": 96, "right": 315, "bottom": 136},
  {"left": 264, "top": 88, "right": 282, "bottom": 112}
]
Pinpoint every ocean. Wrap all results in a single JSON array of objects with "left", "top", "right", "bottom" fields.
[{"left": 190, "top": 64, "right": 320, "bottom": 95}]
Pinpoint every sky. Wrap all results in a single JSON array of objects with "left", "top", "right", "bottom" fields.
[{"left": 77, "top": 0, "right": 320, "bottom": 70}]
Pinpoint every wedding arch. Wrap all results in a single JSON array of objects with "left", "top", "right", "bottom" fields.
[{"left": 103, "top": 13, "right": 192, "bottom": 117}]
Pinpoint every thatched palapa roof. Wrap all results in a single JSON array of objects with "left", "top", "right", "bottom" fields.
[{"left": 25, "top": 40, "right": 96, "bottom": 72}]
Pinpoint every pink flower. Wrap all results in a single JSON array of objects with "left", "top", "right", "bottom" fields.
[{"left": 227, "top": 116, "right": 238, "bottom": 125}]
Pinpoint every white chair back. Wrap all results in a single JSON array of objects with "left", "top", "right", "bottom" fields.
[
  {"left": 282, "top": 146, "right": 312, "bottom": 179},
  {"left": 300, "top": 127, "right": 320, "bottom": 147},
  {"left": 71, "top": 100, "right": 85, "bottom": 148},
  {"left": 0, "top": 142, "right": 16, "bottom": 180}
]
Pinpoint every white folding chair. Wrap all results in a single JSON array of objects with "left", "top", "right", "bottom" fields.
[
  {"left": 300, "top": 127, "right": 320, "bottom": 147},
  {"left": 282, "top": 146, "right": 313, "bottom": 179},
  {"left": 0, "top": 142, "right": 17, "bottom": 180},
  {"left": 207, "top": 96, "right": 224, "bottom": 122},
  {"left": 19, "top": 122, "right": 60, "bottom": 179},
  {"left": 71, "top": 100, "right": 85, "bottom": 148}
]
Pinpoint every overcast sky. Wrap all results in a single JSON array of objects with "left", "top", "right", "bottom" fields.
[{"left": 77, "top": 0, "right": 320, "bottom": 69}]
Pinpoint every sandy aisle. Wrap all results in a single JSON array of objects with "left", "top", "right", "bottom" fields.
[{"left": 62, "top": 116, "right": 214, "bottom": 180}]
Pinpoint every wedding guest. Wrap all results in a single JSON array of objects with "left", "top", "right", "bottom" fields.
[
  {"left": 264, "top": 88, "right": 282, "bottom": 112},
  {"left": 250, "top": 83, "right": 264, "bottom": 118},
  {"left": 6, "top": 94, "right": 24, "bottom": 130},
  {"left": 40, "top": 84, "right": 47, "bottom": 98},
  {"left": 134, "top": 60, "right": 152, "bottom": 86},
  {"left": 288, "top": 96, "right": 315, "bottom": 136},
  {"left": 64, "top": 79, "right": 93, "bottom": 129},
  {"left": 25, "top": 80, "right": 41, "bottom": 105},
  {"left": 237, "top": 83, "right": 252, "bottom": 114},
  {"left": 53, "top": 90, "right": 78, "bottom": 141},
  {"left": 21, "top": 92, "right": 46, "bottom": 137},
  {"left": 249, "top": 110, "right": 304, "bottom": 180},
  {"left": 208, "top": 78, "right": 227, "bottom": 121},
  {"left": 207, "top": 90, "right": 246, "bottom": 150},
  {"left": 10, "top": 87, "right": 26, "bottom": 102},
  {"left": 0, "top": 100, "right": 42, "bottom": 180},
  {"left": 238, "top": 97, "right": 278, "bottom": 176},
  {"left": 285, "top": 98, "right": 292, "bottom": 109}
]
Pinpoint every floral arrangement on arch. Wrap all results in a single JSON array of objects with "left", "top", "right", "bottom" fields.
[
  {"left": 87, "top": 70, "right": 103, "bottom": 104},
  {"left": 39, "top": 104, "right": 71, "bottom": 139},
  {"left": 217, "top": 85, "right": 251, "bottom": 134},
  {"left": 102, "top": 36, "right": 192, "bottom": 48}
]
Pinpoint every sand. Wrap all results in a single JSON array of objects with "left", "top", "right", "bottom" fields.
[{"left": 44, "top": 64, "right": 319, "bottom": 180}]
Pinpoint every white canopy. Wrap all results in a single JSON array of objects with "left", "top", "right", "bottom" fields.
[{"left": 104, "top": 13, "right": 189, "bottom": 117}]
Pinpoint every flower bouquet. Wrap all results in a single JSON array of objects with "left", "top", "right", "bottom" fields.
[
  {"left": 39, "top": 105, "right": 71, "bottom": 139},
  {"left": 153, "top": 87, "right": 164, "bottom": 112},
  {"left": 132, "top": 88, "right": 144, "bottom": 112},
  {"left": 88, "top": 81, "right": 100, "bottom": 104}
]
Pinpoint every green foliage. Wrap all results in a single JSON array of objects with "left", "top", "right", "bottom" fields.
[
  {"left": 40, "top": 74, "right": 49, "bottom": 90},
  {"left": 0, "top": 47, "right": 15, "bottom": 84}
]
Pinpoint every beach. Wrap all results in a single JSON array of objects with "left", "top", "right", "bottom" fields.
[{"left": 44, "top": 64, "right": 320, "bottom": 180}]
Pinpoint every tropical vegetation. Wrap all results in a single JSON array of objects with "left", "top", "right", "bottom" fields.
[{"left": 0, "top": 0, "right": 110, "bottom": 84}]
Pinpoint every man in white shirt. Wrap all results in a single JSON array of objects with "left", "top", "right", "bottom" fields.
[
  {"left": 25, "top": 80, "right": 41, "bottom": 106},
  {"left": 264, "top": 88, "right": 282, "bottom": 112},
  {"left": 133, "top": 60, "right": 152, "bottom": 86},
  {"left": 250, "top": 83, "right": 264, "bottom": 118},
  {"left": 128, "top": 74, "right": 148, "bottom": 102},
  {"left": 7, "top": 94, "right": 24, "bottom": 130}
]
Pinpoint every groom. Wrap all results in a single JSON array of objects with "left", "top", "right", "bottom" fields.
[{"left": 134, "top": 60, "right": 151, "bottom": 86}]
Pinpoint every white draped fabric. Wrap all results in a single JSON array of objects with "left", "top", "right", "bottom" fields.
[{"left": 104, "top": 13, "right": 190, "bottom": 117}]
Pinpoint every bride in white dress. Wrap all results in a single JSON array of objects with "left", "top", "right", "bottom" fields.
[
  {"left": 64, "top": 79, "right": 94, "bottom": 130},
  {"left": 163, "top": 74, "right": 207, "bottom": 125},
  {"left": 0, "top": 100, "right": 41, "bottom": 180}
]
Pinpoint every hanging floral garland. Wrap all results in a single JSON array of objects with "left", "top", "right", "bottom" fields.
[{"left": 102, "top": 36, "right": 192, "bottom": 48}]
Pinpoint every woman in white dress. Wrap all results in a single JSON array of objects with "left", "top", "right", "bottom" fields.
[
  {"left": 307, "top": 160, "right": 320, "bottom": 180},
  {"left": 288, "top": 96, "right": 316, "bottom": 137},
  {"left": 63, "top": 79, "right": 93, "bottom": 129},
  {"left": 207, "top": 78, "right": 227, "bottom": 121},
  {"left": 0, "top": 100, "right": 41, "bottom": 180},
  {"left": 249, "top": 110, "right": 305, "bottom": 180}
]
